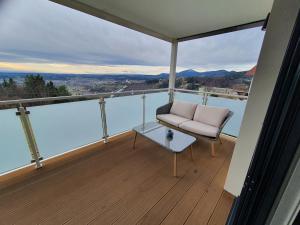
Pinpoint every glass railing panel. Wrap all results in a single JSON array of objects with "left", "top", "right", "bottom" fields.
[
  {"left": 30, "top": 99, "right": 102, "bottom": 159},
  {"left": 0, "top": 108, "right": 32, "bottom": 174},
  {"left": 106, "top": 95, "right": 142, "bottom": 136},
  {"left": 106, "top": 92, "right": 169, "bottom": 136},
  {"left": 145, "top": 92, "right": 169, "bottom": 122},
  {"left": 207, "top": 96, "right": 247, "bottom": 136},
  {"left": 174, "top": 92, "right": 204, "bottom": 104}
]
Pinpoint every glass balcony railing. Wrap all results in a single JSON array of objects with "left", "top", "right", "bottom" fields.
[
  {"left": 0, "top": 88, "right": 247, "bottom": 174},
  {"left": 206, "top": 96, "right": 247, "bottom": 137},
  {"left": 30, "top": 100, "right": 103, "bottom": 160},
  {"left": 0, "top": 108, "right": 32, "bottom": 173},
  {"left": 0, "top": 89, "right": 168, "bottom": 174},
  {"left": 106, "top": 92, "right": 169, "bottom": 136}
]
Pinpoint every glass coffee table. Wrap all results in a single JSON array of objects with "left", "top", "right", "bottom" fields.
[{"left": 133, "top": 122, "right": 196, "bottom": 177}]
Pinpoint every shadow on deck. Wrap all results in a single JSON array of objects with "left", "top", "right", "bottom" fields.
[{"left": 0, "top": 131, "right": 235, "bottom": 225}]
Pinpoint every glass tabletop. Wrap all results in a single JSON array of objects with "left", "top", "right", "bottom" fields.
[{"left": 133, "top": 122, "right": 196, "bottom": 153}]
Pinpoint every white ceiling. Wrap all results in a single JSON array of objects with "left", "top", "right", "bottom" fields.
[{"left": 51, "top": 0, "right": 274, "bottom": 42}]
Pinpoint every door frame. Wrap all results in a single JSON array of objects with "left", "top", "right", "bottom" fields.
[{"left": 228, "top": 10, "right": 300, "bottom": 225}]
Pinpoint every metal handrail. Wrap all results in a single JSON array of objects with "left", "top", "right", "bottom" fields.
[
  {"left": 174, "top": 88, "right": 248, "bottom": 100},
  {"left": 174, "top": 88, "right": 205, "bottom": 94},
  {"left": 0, "top": 87, "right": 248, "bottom": 107},
  {"left": 0, "top": 88, "right": 169, "bottom": 107}
]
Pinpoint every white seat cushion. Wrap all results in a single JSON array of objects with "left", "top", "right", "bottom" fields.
[
  {"left": 193, "top": 105, "right": 229, "bottom": 128},
  {"left": 170, "top": 101, "right": 197, "bottom": 120},
  {"left": 157, "top": 114, "right": 190, "bottom": 127},
  {"left": 179, "top": 120, "right": 219, "bottom": 138}
]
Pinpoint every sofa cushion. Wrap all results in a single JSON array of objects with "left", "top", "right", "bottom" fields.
[
  {"left": 193, "top": 105, "right": 229, "bottom": 128},
  {"left": 179, "top": 120, "right": 219, "bottom": 138},
  {"left": 170, "top": 101, "right": 197, "bottom": 120},
  {"left": 157, "top": 114, "right": 190, "bottom": 127}
]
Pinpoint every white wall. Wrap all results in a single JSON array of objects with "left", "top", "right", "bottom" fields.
[{"left": 224, "top": 0, "right": 300, "bottom": 196}]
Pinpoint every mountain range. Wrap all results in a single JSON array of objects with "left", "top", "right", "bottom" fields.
[
  {"left": 157, "top": 69, "right": 245, "bottom": 79},
  {"left": 0, "top": 69, "right": 248, "bottom": 81}
]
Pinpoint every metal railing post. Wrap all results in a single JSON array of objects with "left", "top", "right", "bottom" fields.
[
  {"left": 169, "top": 89, "right": 174, "bottom": 103},
  {"left": 204, "top": 93, "right": 209, "bottom": 105},
  {"left": 202, "top": 87, "right": 209, "bottom": 105},
  {"left": 16, "top": 105, "right": 43, "bottom": 168},
  {"left": 202, "top": 92, "right": 206, "bottom": 105},
  {"left": 142, "top": 93, "right": 146, "bottom": 128},
  {"left": 99, "top": 97, "right": 109, "bottom": 143}
]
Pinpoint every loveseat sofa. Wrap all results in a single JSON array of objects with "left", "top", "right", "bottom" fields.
[{"left": 156, "top": 101, "right": 233, "bottom": 156}]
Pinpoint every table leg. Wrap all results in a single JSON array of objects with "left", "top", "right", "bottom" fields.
[
  {"left": 211, "top": 142, "right": 216, "bottom": 157},
  {"left": 133, "top": 132, "right": 137, "bottom": 149},
  {"left": 173, "top": 153, "right": 177, "bottom": 177},
  {"left": 190, "top": 145, "right": 194, "bottom": 161}
]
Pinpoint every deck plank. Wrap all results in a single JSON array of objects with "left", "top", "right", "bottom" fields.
[
  {"left": 48, "top": 143, "right": 171, "bottom": 225},
  {"left": 207, "top": 191, "right": 234, "bottom": 225},
  {"left": 183, "top": 150, "right": 232, "bottom": 225},
  {"left": 4, "top": 140, "right": 162, "bottom": 225},
  {"left": 0, "top": 132, "right": 235, "bottom": 225},
  {"left": 137, "top": 141, "right": 230, "bottom": 225},
  {"left": 0, "top": 133, "right": 140, "bottom": 222}
]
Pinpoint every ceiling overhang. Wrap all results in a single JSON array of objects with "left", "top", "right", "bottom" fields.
[{"left": 51, "top": 0, "right": 273, "bottom": 42}]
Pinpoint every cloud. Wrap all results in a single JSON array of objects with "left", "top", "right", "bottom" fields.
[
  {"left": 177, "top": 28, "right": 265, "bottom": 71},
  {"left": 0, "top": 0, "right": 265, "bottom": 73},
  {"left": 0, "top": 61, "right": 187, "bottom": 75}
]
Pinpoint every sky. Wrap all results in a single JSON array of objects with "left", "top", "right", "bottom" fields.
[{"left": 0, "top": 0, "right": 265, "bottom": 75}]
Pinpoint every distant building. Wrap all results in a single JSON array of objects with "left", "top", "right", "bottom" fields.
[{"left": 200, "top": 86, "right": 239, "bottom": 96}]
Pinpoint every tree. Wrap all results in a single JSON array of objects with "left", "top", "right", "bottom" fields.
[
  {"left": 158, "top": 79, "right": 169, "bottom": 88},
  {"left": 24, "top": 75, "right": 46, "bottom": 98},
  {"left": 57, "top": 85, "right": 70, "bottom": 96},
  {"left": 146, "top": 79, "right": 159, "bottom": 85},
  {"left": 175, "top": 78, "right": 184, "bottom": 88},
  {"left": 0, "top": 80, "right": 5, "bottom": 98},
  {"left": 46, "top": 81, "right": 58, "bottom": 97},
  {"left": 186, "top": 82, "right": 198, "bottom": 90},
  {"left": 1, "top": 78, "right": 18, "bottom": 97},
  {"left": 0, "top": 75, "right": 70, "bottom": 103},
  {"left": 23, "top": 75, "right": 70, "bottom": 98},
  {"left": 2, "top": 78, "right": 17, "bottom": 89}
]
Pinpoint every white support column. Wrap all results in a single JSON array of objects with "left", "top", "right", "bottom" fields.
[{"left": 168, "top": 40, "right": 178, "bottom": 102}]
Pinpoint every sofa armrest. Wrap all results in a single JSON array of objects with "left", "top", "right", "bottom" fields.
[
  {"left": 216, "top": 110, "right": 234, "bottom": 137},
  {"left": 156, "top": 102, "right": 173, "bottom": 115}
]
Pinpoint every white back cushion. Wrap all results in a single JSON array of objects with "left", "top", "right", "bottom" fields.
[
  {"left": 193, "top": 105, "right": 229, "bottom": 127},
  {"left": 170, "top": 101, "right": 197, "bottom": 120}
]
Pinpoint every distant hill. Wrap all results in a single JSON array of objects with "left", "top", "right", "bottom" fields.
[
  {"left": 245, "top": 66, "right": 256, "bottom": 77},
  {"left": 157, "top": 69, "right": 245, "bottom": 78},
  {"left": 0, "top": 69, "right": 247, "bottom": 81},
  {"left": 177, "top": 69, "right": 236, "bottom": 78}
]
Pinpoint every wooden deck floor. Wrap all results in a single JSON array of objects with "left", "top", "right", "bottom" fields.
[{"left": 0, "top": 132, "right": 235, "bottom": 225}]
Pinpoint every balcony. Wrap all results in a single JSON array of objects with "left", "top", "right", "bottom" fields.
[
  {"left": 0, "top": 132, "right": 235, "bottom": 225},
  {"left": 0, "top": 89, "right": 245, "bottom": 225},
  {"left": 0, "top": 0, "right": 297, "bottom": 224}
]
